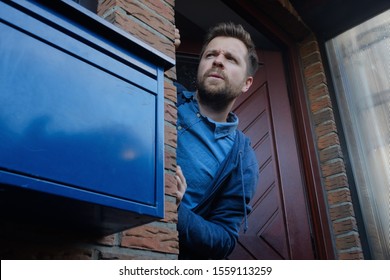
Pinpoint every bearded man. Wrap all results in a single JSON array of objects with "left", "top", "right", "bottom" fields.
[{"left": 175, "top": 22, "right": 259, "bottom": 259}]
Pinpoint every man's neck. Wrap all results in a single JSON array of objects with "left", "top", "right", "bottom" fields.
[{"left": 196, "top": 95, "right": 235, "bottom": 123}]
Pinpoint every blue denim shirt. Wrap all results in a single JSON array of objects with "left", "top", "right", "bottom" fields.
[{"left": 177, "top": 91, "right": 238, "bottom": 209}]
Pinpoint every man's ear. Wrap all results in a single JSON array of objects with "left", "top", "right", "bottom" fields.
[{"left": 242, "top": 76, "right": 253, "bottom": 93}]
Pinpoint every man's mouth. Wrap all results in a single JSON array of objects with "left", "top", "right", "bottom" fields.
[{"left": 207, "top": 72, "right": 224, "bottom": 80}]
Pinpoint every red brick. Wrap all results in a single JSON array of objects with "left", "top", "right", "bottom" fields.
[
  {"left": 164, "top": 124, "right": 177, "bottom": 149},
  {"left": 318, "top": 132, "right": 339, "bottom": 150},
  {"left": 328, "top": 188, "right": 351, "bottom": 205},
  {"left": 306, "top": 72, "right": 327, "bottom": 89},
  {"left": 329, "top": 203, "right": 355, "bottom": 221},
  {"left": 121, "top": 225, "right": 179, "bottom": 254},
  {"left": 321, "top": 158, "right": 345, "bottom": 177},
  {"left": 304, "top": 62, "right": 324, "bottom": 79},
  {"left": 333, "top": 217, "right": 358, "bottom": 234},
  {"left": 164, "top": 81, "right": 177, "bottom": 103},
  {"left": 308, "top": 83, "right": 329, "bottom": 101},
  {"left": 310, "top": 95, "right": 332, "bottom": 113},
  {"left": 165, "top": 67, "right": 177, "bottom": 80},
  {"left": 113, "top": 11, "right": 175, "bottom": 59},
  {"left": 335, "top": 232, "right": 361, "bottom": 250},
  {"left": 164, "top": 146, "right": 176, "bottom": 171},
  {"left": 164, "top": 102, "right": 177, "bottom": 125},
  {"left": 97, "top": 0, "right": 118, "bottom": 16},
  {"left": 313, "top": 107, "right": 335, "bottom": 126},
  {"left": 324, "top": 173, "right": 348, "bottom": 191},
  {"left": 163, "top": 200, "right": 178, "bottom": 223},
  {"left": 338, "top": 250, "right": 364, "bottom": 260},
  {"left": 165, "top": 172, "right": 177, "bottom": 196},
  {"left": 301, "top": 51, "right": 322, "bottom": 68},
  {"left": 319, "top": 145, "right": 343, "bottom": 162},
  {"left": 315, "top": 121, "right": 337, "bottom": 138},
  {"left": 143, "top": 0, "right": 175, "bottom": 23},
  {"left": 94, "top": 233, "right": 118, "bottom": 246},
  {"left": 117, "top": 0, "right": 174, "bottom": 38},
  {"left": 164, "top": 0, "right": 175, "bottom": 7},
  {"left": 300, "top": 39, "right": 319, "bottom": 58}
]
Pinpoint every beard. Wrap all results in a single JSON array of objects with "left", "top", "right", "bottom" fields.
[{"left": 196, "top": 69, "right": 243, "bottom": 112}]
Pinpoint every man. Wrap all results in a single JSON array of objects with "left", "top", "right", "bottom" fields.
[{"left": 175, "top": 22, "right": 259, "bottom": 259}]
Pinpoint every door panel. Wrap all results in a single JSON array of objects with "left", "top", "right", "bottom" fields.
[{"left": 229, "top": 50, "right": 314, "bottom": 260}]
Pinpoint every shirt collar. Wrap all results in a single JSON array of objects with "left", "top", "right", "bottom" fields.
[
  {"left": 206, "top": 113, "right": 238, "bottom": 139},
  {"left": 188, "top": 91, "right": 238, "bottom": 139}
]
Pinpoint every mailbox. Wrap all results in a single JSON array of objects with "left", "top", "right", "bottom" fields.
[{"left": 0, "top": 0, "right": 174, "bottom": 234}]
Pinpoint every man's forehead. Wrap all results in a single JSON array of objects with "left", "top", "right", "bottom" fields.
[{"left": 205, "top": 36, "right": 248, "bottom": 54}]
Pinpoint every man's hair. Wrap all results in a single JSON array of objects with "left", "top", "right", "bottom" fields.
[{"left": 200, "top": 22, "right": 259, "bottom": 76}]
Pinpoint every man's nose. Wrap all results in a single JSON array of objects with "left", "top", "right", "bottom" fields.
[{"left": 212, "top": 53, "right": 224, "bottom": 67}]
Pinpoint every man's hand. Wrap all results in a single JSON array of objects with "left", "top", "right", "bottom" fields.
[
  {"left": 175, "top": 165, "right": 187, "bottom": 206},
  {"left": 174, "top": 27, "right": 181, "bottom": 50}
]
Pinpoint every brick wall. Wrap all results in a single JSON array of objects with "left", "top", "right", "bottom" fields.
[
  {"left": 0, "top": 0, "right": 178, "bottom": 260},
  {"left": 298, "top": 35, "right": 364, "bottom": 259}
]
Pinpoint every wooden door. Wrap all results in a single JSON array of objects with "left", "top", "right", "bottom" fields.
[{"left": 229, "top": 50, "right": 314, "bottom": 259}]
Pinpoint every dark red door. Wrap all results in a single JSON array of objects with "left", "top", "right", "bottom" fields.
[{"left": 229, "top": 50, "right": 314, "bottom": 259}]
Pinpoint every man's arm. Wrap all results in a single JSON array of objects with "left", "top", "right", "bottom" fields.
[
  {"left": 177, "top": 148, "right": 259, "bottom": 259},
  {"left": 177, "top": 203, "right": 237, "bottom": 259}
]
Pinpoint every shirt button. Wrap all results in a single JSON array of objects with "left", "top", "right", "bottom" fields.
[
  {"left": 196, "top": 113, "right": 201, "bottom": 118},
  {"left": 177, "top": 126, "right": 182, "bottom": 130}
]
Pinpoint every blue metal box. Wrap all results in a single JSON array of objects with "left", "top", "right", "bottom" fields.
[{"left": 0, "top": 0, "right": 174, "bottom": 234}]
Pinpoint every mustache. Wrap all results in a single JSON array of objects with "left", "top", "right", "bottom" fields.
[{"left": 203, "top": 68, "right": 226, "bottom": 80}]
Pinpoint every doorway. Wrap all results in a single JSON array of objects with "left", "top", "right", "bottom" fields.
[{"left": 175, "top": 0, "right": 317, "bottom": 259}]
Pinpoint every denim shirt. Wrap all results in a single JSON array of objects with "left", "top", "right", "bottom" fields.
[{"left": 177, "top": 91, "right": 238, "bottom": 209}]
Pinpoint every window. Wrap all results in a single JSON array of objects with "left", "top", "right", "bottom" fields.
[{"left": 326, "top": 10, "right": 390, "bottom": 259}]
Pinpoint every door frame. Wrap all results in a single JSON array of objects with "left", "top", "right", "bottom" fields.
[
  {"left": 222, "top": 0, "right": 335, "bottom": 259},
  {"left": 175, "top": 0, "right": 335, "bottom": 259}
]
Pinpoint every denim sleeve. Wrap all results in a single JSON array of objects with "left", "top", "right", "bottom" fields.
[
  {"left": 177, "top": 204, "right": 236, "bottom": 259},
  {"left": 177, "top": 149, "right": 259, "bottom": 259}
]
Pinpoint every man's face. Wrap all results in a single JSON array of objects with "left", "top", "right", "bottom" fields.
[{"left": 196, "top": 36, "right": 253, "bottom": 108}]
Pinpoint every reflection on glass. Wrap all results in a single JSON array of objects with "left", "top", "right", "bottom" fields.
[{"left": 326, "top": 9, "right": 390, "bottom": 259}]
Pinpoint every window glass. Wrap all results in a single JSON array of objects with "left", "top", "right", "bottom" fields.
[{"left": 326, "top": 9, "right": 390, "bottom": 259}]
